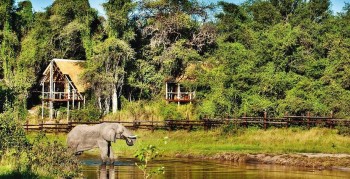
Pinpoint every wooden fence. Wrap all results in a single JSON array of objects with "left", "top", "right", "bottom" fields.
[{"left": 21, "top": 112, "right": 350, "bottom": 133}]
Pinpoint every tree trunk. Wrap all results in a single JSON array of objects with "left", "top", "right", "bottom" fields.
[
  {"left": 98, "top": 96, "right": 102, "bottom": 113},
  {"left": 104, "top": 97, "right": 110, "bottom": 115},
  {"left": 112, "top": 85, "right": 118, "bottom": 113}
]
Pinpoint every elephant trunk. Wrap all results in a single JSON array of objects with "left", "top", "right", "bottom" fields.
[{"left": 125, "top": 136, "right": 137, "bottom": 146}]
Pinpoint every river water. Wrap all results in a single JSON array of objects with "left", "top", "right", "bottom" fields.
[{"left": 81, "top": 156, "right": 350, "bottom": 179}]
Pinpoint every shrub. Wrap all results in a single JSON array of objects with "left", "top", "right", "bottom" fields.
[
  {"left": 28, "top": 133, "right": 80, "bottom": 178},
  {"left": 336, "top": 122, "right": 350, "bottom": 136},
  {"left": 159, "top": 103, "right": 184, "bottom": 120},
  {"left": 134, "top": 144, "right": 164, "bottom": 179},
  {"left": 220, "top": 121, "right": 244, "bottom": 136},
  {"left": 70, "top": 105, "right": 101, "bottom": 122},
  {"left": 0, "top": 111, "right": 29, "bottom": 162},
  {"left": 0, "top": 111, "right": 80, "bottom": 178}
]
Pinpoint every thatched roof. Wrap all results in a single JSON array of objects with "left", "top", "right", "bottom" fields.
[{"left": 42, "top": 59, "right": 87, "bottom": 93}]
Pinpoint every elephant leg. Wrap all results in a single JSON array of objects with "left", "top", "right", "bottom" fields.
[
  {"left": 98, "top": 140, "right": 109, "bottom": 164},
  {"left": 107, "top": 141, "right": 115, "bottom": 164}
]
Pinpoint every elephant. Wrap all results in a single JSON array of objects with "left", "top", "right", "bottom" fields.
[{"left": 67, "top": 123, "right": 137, "bottom": 163}]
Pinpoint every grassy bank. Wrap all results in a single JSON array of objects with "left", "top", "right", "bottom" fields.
[{"left": 26, "top": 127, "right": 350, "bottom": 157}]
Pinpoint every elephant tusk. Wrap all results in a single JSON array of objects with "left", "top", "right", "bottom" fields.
[{"left": 127, "top": 135, "right": 137, "bottom": 139}]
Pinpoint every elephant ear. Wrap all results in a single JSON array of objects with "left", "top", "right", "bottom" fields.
[
  {"left": 101, "top": 124, "right": 124, "bottom": 142},
  {"left": 102, "top": 125, "right": 117, "bottom": 142}
]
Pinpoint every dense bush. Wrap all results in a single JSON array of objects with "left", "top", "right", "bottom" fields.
[
  {"left": 220, "top": 121, "right": 245, "bottom": 136},
  {"left": 0, "top": 111, "right": 80, "bottom": 178},
  {"left": 69, "top": 105, "right": 101, "bottom": 122},
  {"left": 0, "top": 111, "right": 28, "bottom": 151},
  {"left": 28, "top": 133, "right": 80, "bottom": 178},
  {"left": 336, "top": 122, "right": 350, "bottom": 137},
  {"left": 159, "top": 103, "right": 184, "bottom": 120}
]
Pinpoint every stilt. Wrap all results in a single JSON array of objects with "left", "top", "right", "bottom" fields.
[
  {"left": 67, "top": 100, "right": 70, "bottom": 123},
  {"left": 177, "top": 83, "right": 180, "bottom": 106},
  {"left": 165, "top": 83, "right": 168, "bottom": 100},
  {"left": 42, "top": 83, "right": 44, "bottom": 120},
  {"left": 49, "top": 61, "right": 54, "bottom": 120},
  {"left": 73, "top": 90, "right": 75, "bottom": 109},
  {"left": 67, "top": 82, "right": 70, "bottom": 123}
]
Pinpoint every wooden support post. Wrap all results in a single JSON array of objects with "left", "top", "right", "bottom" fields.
[
  {"left": 67, "top": 101, "right": 70, "bottom": 123},
  {"left": 78, "top": 101, "right": 80, "bottom": 110},
  {"left": 330, "top": 111, "right": 334, "bottom": 118},
  {"left": 67, "top": 83, "right": 70, "bottom": 123},
  {"left": 53, "top": 82, "right": 55, "bottom": 99},
  {"left": 67, "top": 121, "right": 71, "bottom": 132},
  {"left": 151, "top": 115, "right": 154, "bottom": 132},
  {"left": 177, "top": 83, "right": 180, "bottom": 106},
  {"left": 40, "top": 118, "right": 44, "bottom": 131},
  {"left": 264, "top": 111, "right": 267, "bottom": 130},
  {"left": 72, "top": 90, "right": 75, "bottom": 109},
  {"left": 165, "top": 82, "right": 168, "bottom": 100},
  {"left": 329, "top": 111, "right": 333, "bottom": 129},
  {"left": 307, "top": 111, "right": 310, "bottom": 129},
  {"left": 42, "top": 83, "right": 44, "bottom": 120},
  {"left": 83, "top": 95, "right": 86, "bottom": 109},
  {"left": 55, "top": 121, "right": 58, "bottom": 134},
  {"left": 284, "top": 111, "right": 289, "bottom": 127},
  {"left": 49, "top": 61, "right": 54, "bottom": 120},
  {"left": 26, "top": 120, "right": 29, "bottom": 132}
]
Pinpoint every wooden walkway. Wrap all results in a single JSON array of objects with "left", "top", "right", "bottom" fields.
[{"left": 22, "top": 113, "right": 350, "bottom": 133}]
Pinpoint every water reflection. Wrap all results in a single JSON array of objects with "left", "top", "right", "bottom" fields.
[
  {"left": 99, "top": 165, "right": 115, "bottom": 179},
  {"left": 80, "top": 156, "right": 350, "bottom": 179}
]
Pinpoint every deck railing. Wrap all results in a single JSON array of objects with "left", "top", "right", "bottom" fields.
[
  {"left": 42, "top": 92, "right": 81, "bottom": 100},
  {"left": 166, "top": 91, "right": 196, "bottom": 102}
]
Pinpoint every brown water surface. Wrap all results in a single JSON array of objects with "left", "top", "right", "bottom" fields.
[{"left": 81, "top": 155, "right": 350, "bottom": 179}]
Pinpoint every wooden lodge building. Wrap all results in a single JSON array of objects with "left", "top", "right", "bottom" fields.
[
  {"left": 40, "top": 59, "right": 195, "bottom": 122},
  {"left": 165, "top": 79, "right": 196, "bottom": 105},
  {"left": 40, "top": 59, "right": 86, "bottom": 121}
]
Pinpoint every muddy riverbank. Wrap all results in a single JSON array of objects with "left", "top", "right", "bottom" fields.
[{"left": 174, "top": 153, "right": 350, "bottom": 170}]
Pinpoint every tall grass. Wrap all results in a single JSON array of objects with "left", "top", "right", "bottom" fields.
[{"left": 103, "top": 99, "right": 197, "bottom": 121}]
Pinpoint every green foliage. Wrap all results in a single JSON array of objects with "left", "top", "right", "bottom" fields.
[
  {"left": 336, "top": 122, "right": 350, "bottom": 137},
  {"left": 0, "top": 110, "right": 29, "bottom": 167},
  {"left": 159, "top": 103, "right": 184, "bottom": 120},
  {"left": 103, "top": 0, "right": 136, "bottom": 40},
  {"left": 69, "top": 105, "right": 101, "bottom": 122},
  {"left": 1, "top": 0, "right": 350, "bottom": 123},
  {"left": 0, "top": 110, "right": 80, "bottom": 178},
  {"left": 28, "top": 132, "right": 80, "bottom": 178},
  {"left": 220, "top": 121, "right": 244, "bottom": 136},
  {"left": 134, "top": 144, "right": 164, "bottom": 179}
]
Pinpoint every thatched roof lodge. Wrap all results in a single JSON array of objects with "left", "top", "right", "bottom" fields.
[{"left": 40, "top": 59, "right": 86, "bottom": 120}]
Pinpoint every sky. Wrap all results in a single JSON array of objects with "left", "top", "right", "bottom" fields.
[{"left": 23, "top": 0, "right": 350, "bottom": 16}]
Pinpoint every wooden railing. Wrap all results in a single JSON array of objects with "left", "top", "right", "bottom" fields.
[
  {"left": 166, "top": 91, "right": 195, "bottom": 102},
  {"left": 42, "top": 92, "right": 81, "bottom": 101},
  {"left": 21, "top": 113, "right": 350, "bottom": 133}
]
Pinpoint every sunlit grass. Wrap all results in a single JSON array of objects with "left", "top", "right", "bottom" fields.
[{"left": 25, "top": 127, "right": 350, "bottom": 158}]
